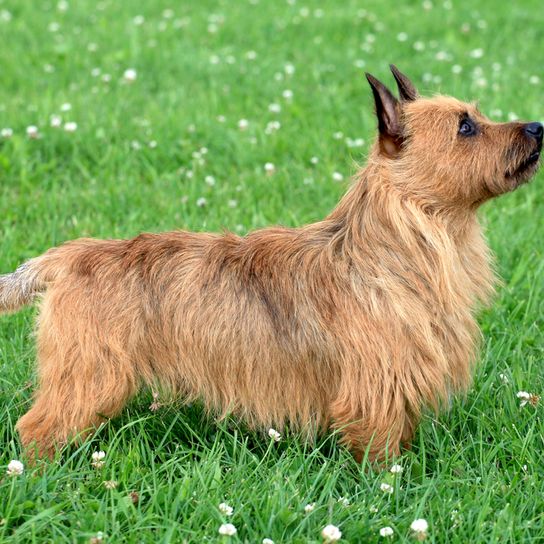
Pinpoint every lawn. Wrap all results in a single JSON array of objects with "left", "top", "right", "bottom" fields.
[{"left": 1, "top": 0, "right": 543, "bottom": 542}]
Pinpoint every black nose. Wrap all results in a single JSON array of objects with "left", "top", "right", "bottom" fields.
[{"left": 525, "top": 122, "right": 543, "bottom": 143}]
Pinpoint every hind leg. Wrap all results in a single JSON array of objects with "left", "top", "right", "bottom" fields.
[{"left": 17, "top": 292, "right": 139, "bottom": 458}]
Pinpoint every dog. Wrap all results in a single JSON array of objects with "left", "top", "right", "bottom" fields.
[{"left": 0, "top": 65, "right": 541, "bottom": 462}]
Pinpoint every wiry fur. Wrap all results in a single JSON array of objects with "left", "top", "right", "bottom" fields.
[{"left": 1, "top": 66, "right": 541, "bottom": 461}]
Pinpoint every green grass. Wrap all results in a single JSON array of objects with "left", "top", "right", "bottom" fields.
[{"left": 1, "top": 0, "right": 543, "bottom": 542}]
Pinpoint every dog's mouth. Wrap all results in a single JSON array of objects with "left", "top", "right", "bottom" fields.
[{"left": 505, "top": 148, "right": 541, "bottom": 183}]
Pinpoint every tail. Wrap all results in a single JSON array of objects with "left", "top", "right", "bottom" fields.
[
  {"left": 0, "top": 239, "right": 107, "bottom": 314},
  {"left": 0, "top": 256, "right": 55, "bottom": 314}
]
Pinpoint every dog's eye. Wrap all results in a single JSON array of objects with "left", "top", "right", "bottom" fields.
[{"left": 459, "top": 118, "right": 476, "bottom": 137}]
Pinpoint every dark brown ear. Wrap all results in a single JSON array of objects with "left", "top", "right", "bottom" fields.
[
  {"left": 390, "top": 64, "right": 418, "bottom": 102},
  {"left": 365, "top": 72, "right": 403, "bottom": 158}
]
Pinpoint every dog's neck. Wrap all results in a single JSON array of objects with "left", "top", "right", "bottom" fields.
[
  {"left": 322, "top": 161, "right": 496, "bottom": 310},
  {"left": 328, "top": 161, "right": 477, "bottom": 235}
]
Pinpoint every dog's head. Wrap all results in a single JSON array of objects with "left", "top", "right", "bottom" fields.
[{"left": 365, "top": 65, "right": 542, "bottom": 206}]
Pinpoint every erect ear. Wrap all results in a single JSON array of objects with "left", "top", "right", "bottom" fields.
[
  {"left": 390, "top": 64, "right": 418, "bottom": 102},
  {"left": 365, "top": 72, "right": 404, "bottom": 158}
]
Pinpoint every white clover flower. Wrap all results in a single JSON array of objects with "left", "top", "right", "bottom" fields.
[
  {"left": 508, "top": 112, "right": 518, "bottom": 121},
  {"left": 209, "top": 55, "right": 220, "bottom": 65},
  {"left": 1, "top": 127, "right": 13, "bottom": 138},
  {"left": 397, "top": 32, "right": 408, "bottom": 42},
  {"left": 217, "top": 115, "right": 226, "bottom": 123},
  {"left": 410, "top": 518, "right": 429, "bottom": 534},
  {"left": 517, "top": 391, "right": 539, "bottom": 407},
  {"left": 321, "top": 524, "right": 342, "bottom": 542},
  {"left": 264, "top": 163, "right": 276, "bottom": 175},
  {"left": 379, "top": 526, "right": 394, "bottom": 537},
  {"left": 284, "top": 63, "right": 295, "bottom": 75},
  {"left": 369, "top": 505, "right": 378, "bottom": 513},
  {"left": 282, "top": 89, "right": 293, "bottom": 100},
  {"left": 268, "top": 427, "right": 281, "bottom": 441},
  {"left": 218, "top": 523, "right": 237, "bottom": 536},
  {"left": 390, "top": 464, "right": 403, "bottom": 474},
  {"left": 91, "top": 67, "right": 101, "bottom": 77},
  {"left": 262, "top": 539, "right": 274, "bottom": 544},
  {"left": 451, "top": 64, "right": 463, "bottom": 74},
  {"left": 88, "top": 42, "right": 98, "bottom": 52},
  {"left": 103, "top": 480, "right": 118, "bottom": 489},
  {"left": 346, "top": 137, "right": 364, "bottom": 148},
  {"left": 380, "top": 482, "right": 394, "bottom": 494},
  {"left": 6, "top": 460, "right": 24, "bottom": 476},
  {"left": 57, "top": 0, "right": 69, "bottom": 11},
  {"left": 228, "top": 199, "right": 238, "bottom": 208},
  {"left": 218, "top": 502, "right": 233, "bottom": 516},
  {"left": 131, "top": 140, "right": 142, "bottom": 150},
  {"left": 413, "top": 41, "right": 425, "bottom": 51},
  {"left": 162, "top": 8, "right": 174, "bottom": 18},
  {"left": 498, "top": 373, "right": 508, "bottom": 383},
  {"left": 196, "top": 197, "right": 207, "bottom": 207},
  {"left": 310, "top": 156, "right": 319, "bottom": 165},
  {"left": 91, "top": 450, "right": 106, "bottom": 468},
  {"left": 333, "top": 131, "right": 343, "bottom": 140},
  {"left": 268, "top": 103, "right": 281, "bottom": 113},
  {"left": 246, "top": 50, "right": 257, "bottom": 60},
  {"left": 48, "top": 21, "right": 60, "bottom": 32},
  {"left": 92, "top": 450, "right": 106, "bottom": 461},
  {"left": 60, "top": 102, "right": 72, "bottom": 112},
  {"left": 102, "top": 74, "right": 112, "bottom": 83},
  {"left": 529, "top": 75, "right": 540, "bottom": 85},
  {"left": 123, "top": 68, "right": 137, "bottom": 83},
  {"left": 469, "top": 48, "right": 484, "bottom": 59},
  {"left": 133, "top": 15, "right": 145, "bottom": 25},
  {"left": 332, "top": 172, "right": 344, "bottom": 182},
  {"left": 26, "top": 125, "right": 39, "bottom": 139},
  {"left": 1, "top": 9, "right": 13, "bottom": 22},
  {"left": 148, "top": 140, "right": 157, "bottom": 148},
  {"left": 238, "top": 119, "right": 249, "bottom": 130},
  {"left": 304, "top": 503, "right": 316, "bottom": 513},
  {"left": 64, "top": 121, "right": 77, "bottom": 132},
  {"left": 265, "top": 121, "right": 281, "bottom": 134},
  {"left": 205, "top": 175, "right": 216, "bottom": 186},
  {"left": 337, "top": 496, "right": 350, "bottom": 507}
]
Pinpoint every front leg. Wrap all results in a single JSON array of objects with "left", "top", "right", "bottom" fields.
[{"left": 330, "top": 382, "right": 415, "bottom": 463}]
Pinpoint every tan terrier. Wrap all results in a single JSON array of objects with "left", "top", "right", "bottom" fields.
[{"left": 1, "top": 66, "right": 542, "bottom": 462}]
